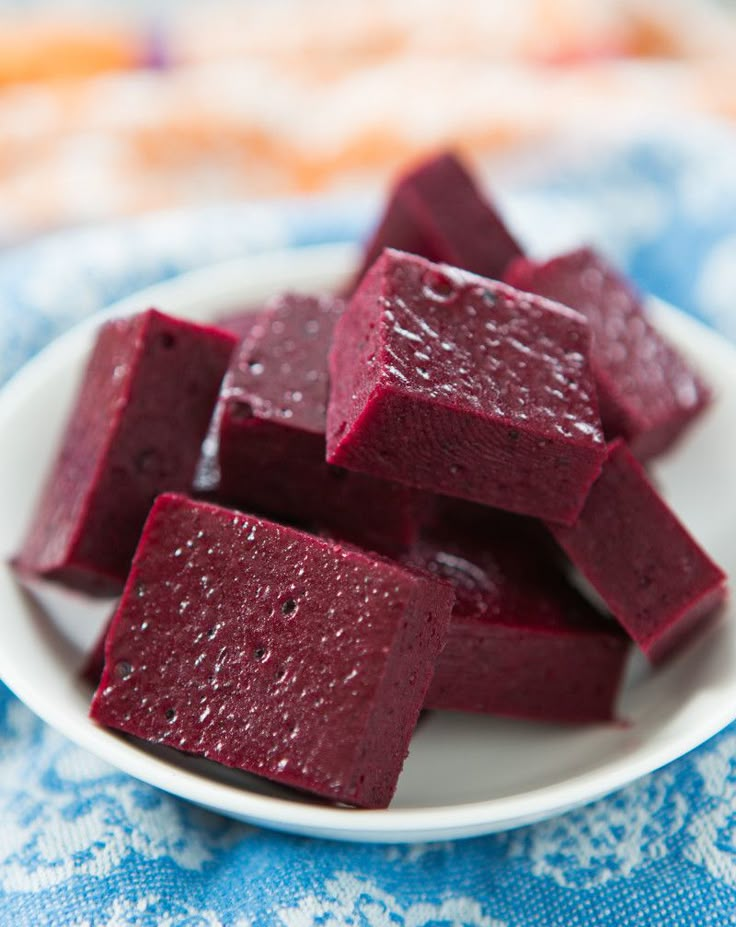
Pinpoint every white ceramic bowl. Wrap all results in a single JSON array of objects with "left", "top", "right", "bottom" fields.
[{"left": 0, "top": 243, "right": 734, "bottom": 843}]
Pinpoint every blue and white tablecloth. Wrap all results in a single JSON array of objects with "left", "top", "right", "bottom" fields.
[{"left": 2, "top": 123, "right": 736, "bottom": 926}]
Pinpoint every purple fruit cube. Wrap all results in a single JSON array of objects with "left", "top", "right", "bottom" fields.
[
  {"left": 90, "top": 493, "right": 454, "bottom": 808},
  {"left": 411, "top": 516, "right": 629, "bottom": 723},
  {"left": 216, "top": 292, "right": 421, "bottom": 552},
  {"left": 191, "top": 310, "right": 267, "bottom": 500},
  {"left": 15, "top": 310, "right": 236, "bottom": 596},
  {"left": 548, "top": 440, "right": 727, "bottom": 662},
  {"left": 349, "top": 151, "right": 523, "bottom": 292},
  {"left": 327, "top": 249, "right": 606, "bottom": 525},
  {"left": 505, "top": 248, "right": 711, "bottom": 459}
]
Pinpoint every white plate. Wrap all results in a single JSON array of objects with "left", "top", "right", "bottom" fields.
[{"left": 0, "top": 242, "right": 734, "bottom": 843}]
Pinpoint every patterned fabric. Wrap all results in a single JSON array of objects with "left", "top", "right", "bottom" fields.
[
  {"left": 3, "top": 0, "right": 736, "bottom": 244},
  {"left": 1, "top": 129, "right": 736, "bottom": 925}
]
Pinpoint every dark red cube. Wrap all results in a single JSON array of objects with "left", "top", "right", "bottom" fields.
[
  {"left": 505, "top": 247, "right": 711, "bottom": 459},
  {"left": 216, "top": 292, "right": 421, "bottom": 552},
  {"left": 349, "top": 151, "right": 523, "bottom": 292},
  {"left": 327, "top": 249, "right": 607, "bottom": 525},
  {"left": 548, "top": 440, "right": 727, "bottom": 662},
  {"left": 90, "top": 494, "right": 454, "bottom": 808},
  {"left": 15, "top": 310, "right": 236, "bottom": 595},
  {"left": 411, "top": 516, "right": 629, "bottom": 723}
]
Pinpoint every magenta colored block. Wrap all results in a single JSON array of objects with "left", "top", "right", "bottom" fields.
[
  {"left": 90, "top": 494, "right": 454, "bottom": 808},
  {"left": 504, "top": 248, "right": 711, "bottom": 459},
  {"left": 549, "top": 440, "right": 727, "bottom": 662},
  {"left": 349, "top": 151, "right": 523, "bottom": 291},
  {"left": 216, "top": 292, "right": 422, "bottom": 552},
  {"left": 15, "top": 310, "right": 236, "bottom": 596},
  {"left": 327, "top": 249, "right": 606, "bottom": 525},
  {"left": 412, "top": 515, "right": 629, "bottom": 723}
]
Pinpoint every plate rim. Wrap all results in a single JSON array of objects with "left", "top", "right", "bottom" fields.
[{"left": 0, "top": 241, "right": 734, "bottom": 843}]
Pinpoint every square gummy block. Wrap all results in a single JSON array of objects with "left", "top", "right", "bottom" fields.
[
  {"left": 327, "top": 249, "right": 607, "bottom": 525},
  {"left": 505, "top": 248, "right": 711, "bottom": 459},
  {"left": 548, "top": 439, "right": 727, "bottom": 662},
  {"left": 348, "top": 151, "right": 523, "bottom": 292},
  {"left": 90, "top": 493, "right": 454, "bottom": 808},
  {"left": 216, "top": 292, "right": 421, "bottom": 552},
  {"left": 191, "top": 310, "right": 266, "bottom": 498},
  {"left": 15, "top": 309, "right": 236, "bottom": 596},
  {"left": 411, "top": 514, "right": 629, "bottom": 723}
]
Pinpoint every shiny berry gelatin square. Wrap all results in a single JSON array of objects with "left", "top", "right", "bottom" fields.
[
  {"left": 328, "top": 249, "right": 606, "bottom": 525},
  {"left": 91, "top": 493, "right": 454, "bottom": 808}
]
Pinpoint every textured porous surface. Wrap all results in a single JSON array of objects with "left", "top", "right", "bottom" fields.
[
  {"left": 411, "top": 515, "right": 629, "bottom": 722},
  {"left": 216, "top": 292, "right": 421, "bottom": 552},
  {"left": 15, "top": 310, "right": 236, "bottom": 595},
  {"left": 350, "top": 151, "right": 523, "bottom": 292},
  {"left": 90, "top": 494, "right": 454, "bottom": 808},
  {"left": 549, "top": 440, "right": 727, "bottom": 662},
  {"left": 505, "top": 248, "right": 711, "bottom": 459},
  {"left": 328, "top": 249, "right": 606, "bottom": 524}
]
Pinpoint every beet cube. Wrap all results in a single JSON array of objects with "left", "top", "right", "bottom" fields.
[
  {"left": 327, "top": 249, "right": 606, "bottom": 525},
  {"left": 15, "top": 310, "right": 236, "bottom": 596},
  {"left": 90, "top": 493, "right": 454, "bottom": 808},
  {"left": 411, "top": 516, "right": 629, "bottom": 723},
  {"left": 548, "top": 440, "right": 727, "bottom": 662},
  {"left": 350, "top": 151, "right": 523, "bottom": 292},
  {"left": 504, "top": 248, "right": 711, "bottom": 459},
  {"left": 216, "top": 292, "right": 421, "bottom": 552}
]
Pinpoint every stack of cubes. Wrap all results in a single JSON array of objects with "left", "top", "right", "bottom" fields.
[{"left": 15, "top": 153, "right": 727, "bottom": 809}]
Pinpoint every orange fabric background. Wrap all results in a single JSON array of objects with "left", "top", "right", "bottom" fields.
[{"left": 1, "top": 0, "right": 735, "bottom": 243}]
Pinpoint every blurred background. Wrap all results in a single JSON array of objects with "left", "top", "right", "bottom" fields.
[
  {"left": 2, "top": 0, "right": 736, "bottom": 244},
  {"left": 2, "top": 0, "right": 736, "bottom": 384}
]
